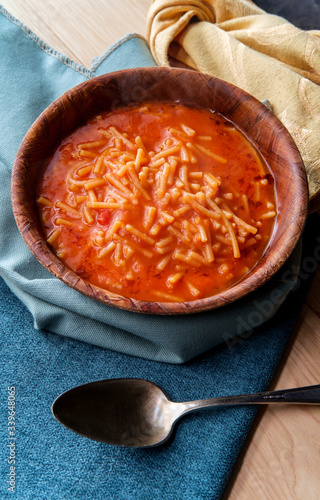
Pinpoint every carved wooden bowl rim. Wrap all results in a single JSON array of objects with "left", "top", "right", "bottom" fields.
[{"left": 11, "top": 67, "right": 309, "bottom": 315}]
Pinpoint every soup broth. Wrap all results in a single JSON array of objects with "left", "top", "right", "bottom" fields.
[{"left": 37, "top": 103, "right": 276, "bottom": 302}]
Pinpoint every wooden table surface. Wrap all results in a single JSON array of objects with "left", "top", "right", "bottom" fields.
[{"left": 2, "top": 1, "right": 320, "bottom": 498}]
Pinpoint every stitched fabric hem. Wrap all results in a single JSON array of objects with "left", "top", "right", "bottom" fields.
[
  {"left": 91, "top": 33, "right": 148, "bottom": 71},
  {"left": 0, "top": 5, "right": 146, "bottom": 77},
  {"left": 0, "top": 5, "right": 94, "bottom": 77}
]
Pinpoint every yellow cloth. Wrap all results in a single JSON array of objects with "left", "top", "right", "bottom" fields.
[{"left": 147, "top": 0, "right": 320, "bottom": 211}]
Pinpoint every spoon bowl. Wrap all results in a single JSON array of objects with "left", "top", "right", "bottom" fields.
[
  {"left": 52, "top": 379, "right": 180, "bottom": 447},
  {"left": 52, "top": 378, "right": 320, "bottom": 448}
]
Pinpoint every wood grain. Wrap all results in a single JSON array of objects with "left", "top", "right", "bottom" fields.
[
  {"left": 222, "top": 288, "right": 320, "bottom": 500},
  {"left": 2, "top": 1, "right": 320, "bottom": 498},
  {"left": 1, "top": 0, "right": 150, "bottom": 68}
]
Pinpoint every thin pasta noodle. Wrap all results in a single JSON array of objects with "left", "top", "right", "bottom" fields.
[
  {"left": 87, "top": 189, "right": 97, "bottom": 203},
  {"left": 173, "top": 205, "right": 191, "bottom": 217},
  {"left": 143, "top": 206, "right": 157, "bottom": 230},
  {"left": 105, "top": 220, "right": 124, "bottom": 240},
  {"left": 90, "top": 201, "right": 124, "bottom": 209},
  {"left": 135, "top": 135, "right": 148, "bottom": 156},
  {"left": 241, "top": 194, "right": 250, "bottom": 218},
  {"left": 113, "top": 242, "right": 124, "bottom": 266},
  {"left": 157, "top": 163, "right": 172, "bottom": 199},
  {"left": 107, "top": 126, "right": 134, "bottom": 148},
  {"left": 181, "top": 124, "right": 196, "bottom": 136},
  {"left": 82, "top": 205, "right": 94, "bottom": 224},
  {"left": 173, "top": 251, "right": 201, "bottom": 267},
  {"left": 183, "top": 192, "right": 221, "bottom": 221},
  {"left": 221, "top": 214, "right": 240, "bottom": 258},
  {"left": 105, "top": 172, "right": 135, "bottom": 199},
  {"left": 156, "top": 254, "right": 172, "bottom": 271},
  {"left": 78, "top": 140, "right": 106, "bottom": 149},
  {"left": 55, "top": 217, "right": 73, "bottom": 227},
  {"left": 167, "top": 225, "right": 191, "bottom": 243},
  {"left": 46, "top": 228, "right": 60, "bottom": 244},
  {"left": 197, "top": 223, "right": 207, "bottom": 242},
  {"left": 93, "top": 156, "right": 106, "bottom": 174},
  {"left": 77, "top": 165, "right": 93, "bottom": 177},
  {"left": 56, "top": 201, "right": 81, "bottom": 219},
  {"left": 113, "top": 234, "right": 153, "bottom": 258},
  {"left": 168, "top": 272, "right": 184, "bottom": 285},
  {"left": 179, "top": 165, "right": 190, "bottom": 192},
  {"left": 37, "top": 196, "right": 53, "bottom": 207},
  {"left": 125, "top": 224, "right": 155, "bottom": 245},
  {"left": 79, "top": 150, "right": 97, "bottom": 159},
  {"left": 197, "top": 136, "right": 212, "bottom": 141},
  {"left": 185, "top": 281, "right": 201, "bottom": 297},
  {"left": 98, "top": 241, "right": 116, "bottom": 258},
  {"left": 189, "top": 171, "right": 202, "bottom": 179},
  {"left": 156, "top": 235, "right": 174, "bottom": 248},
  {"left": 167, "top": 158, "right": 177, "bottom": 185},
  {"left": 159, "top": 211, "right": 175, "bottom": 224},
  {"left": 206, "top": 193, "right": 240, "bottom": 257},
  {"left": 180, "top": 146, "right": 189, "bottom": 162},
  {"left": 188, "top": 251, "right": 207, "bottom": 265},
  {"left": 116, "top": 164, "right": 128, "bottom": 178},
  {"left": 150, "top": 157, "right": 165, "bottom": 168},
  {"left": 221, "top": 205, "right": 257, "bottom": 234},
  {"left": 152, "top": 144, "right": 181, "bottom": 162},
  {"left": 187, "top": 142, "right": 227, "bottom": 164},
  {"left": 260, "top": 211, "right": 276, "bottom": 219},
  {"left": 135, "top": 148, "right": 145, "bottom": 172},
  {"left": 151, "top": 290, "right": 183, "bottom": 302},
  {"left": 126, "top": 162, "right": 151, "bottom": 200},
  {"left": 138, "top": 167, "right": 150, "bottom": 189},
  {"left": 155, "top": 245, "right": 173, "bottom": 254},
  {"left": 84, "top": 178, "right": 106, "bottom": 190}
]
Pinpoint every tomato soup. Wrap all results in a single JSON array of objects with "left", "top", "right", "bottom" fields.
[{"left": 37, "top": 103, "right": 277, "bottom": 302}]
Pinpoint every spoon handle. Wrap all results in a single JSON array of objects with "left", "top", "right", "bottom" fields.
[{"left": 181, "top": 384, "right": 320, "bottom": 413}]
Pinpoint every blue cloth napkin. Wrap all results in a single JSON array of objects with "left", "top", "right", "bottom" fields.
[{"left": 0, "top": 3, "right": 319, "bottom": 500}]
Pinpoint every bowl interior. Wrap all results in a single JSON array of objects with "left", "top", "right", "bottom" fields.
[{"left": 11, "top": 67, "right": 308, "bottom": 314}]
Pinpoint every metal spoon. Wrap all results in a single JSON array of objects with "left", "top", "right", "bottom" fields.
[{"left": 52, "top": 379, "right": 320, "bottom": 448}]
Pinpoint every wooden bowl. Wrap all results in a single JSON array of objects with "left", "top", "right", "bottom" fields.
[{"left": 11, "top": 67, "right": 308, "bottom": 314}]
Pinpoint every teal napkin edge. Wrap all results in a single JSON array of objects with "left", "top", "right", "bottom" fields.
[
  {"left": 0, "top": 5, "right": 156, "bottom": 172},
  {"left": 0, "top": 4, "right": 150, "bottom": 78}
]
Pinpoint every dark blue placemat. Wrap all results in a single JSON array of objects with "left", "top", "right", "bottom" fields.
[{"left": 0, "top": 214, "right": 318, "bottom": 500}]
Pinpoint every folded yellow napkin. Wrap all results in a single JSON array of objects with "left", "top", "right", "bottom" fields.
[{"left": 147, "top": 0, "right": 320, "bottom": 211}]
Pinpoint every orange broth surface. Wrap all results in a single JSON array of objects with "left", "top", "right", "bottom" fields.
[{"left": 37, "top": 103, "right": 277, "bottom": 303}]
